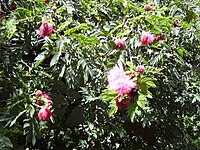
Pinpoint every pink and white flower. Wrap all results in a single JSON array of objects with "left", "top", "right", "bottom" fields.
[
  {"left": 107, "top": 66, "right": 137, "bottom": 97},
  {"left": 140, "top": 31, "right": 154, "bottom": 46}
]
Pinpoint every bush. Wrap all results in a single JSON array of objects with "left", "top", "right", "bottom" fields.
[{"left": 0, "top": 0, "right": 199, "bottom": 149}]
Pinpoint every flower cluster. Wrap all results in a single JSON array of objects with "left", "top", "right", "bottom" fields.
[
  {"left": 114, "top": 31, "right": 163, "bottom": 49},
  {"left": 33, "top": 90, "right": 53, "bottom": 121},
  {"left": 107, "top": 66, "right": 137, "bottom": 109}
]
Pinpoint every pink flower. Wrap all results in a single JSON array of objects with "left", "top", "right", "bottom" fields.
[
  {"left": 140, "top": 31, "right": 154, "bottom": 46},
  {"left": 38, "top": 107, "right": 52, "bottom": 121},
  {"left": 35, "top": 90, "right": 43, "bottom": 96},
  {"left": 38, "top": 22, "right": 53, "bottom": 38},
  {"left": 114, "top": 39, "right": 126, "bottom": 50},
  {"left": 110, "top": 77, "right": 137, "bottom": 96},
  {"left": 155, "top": 34, "right": 164, "bottom": 41},
  {"left": 136, "top": 65, "right": 145, "bottom": 74},
  {"left": 144, "top": 5, "right": 152, "bottom": 11},
  {"left": 41, "top": 93, "right": 51, "bottom": 100},
  {"left": 108, "top": 66, "right": 137, "bottom": 96},
  {"left": 107, "top": 66, "right": 126, "bottom": 84}
]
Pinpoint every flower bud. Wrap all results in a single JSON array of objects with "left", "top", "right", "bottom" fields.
[
  {"left": 44, "top": 0, "right": 50, "bottom": 3},
  {"left": 10, "top": 2, "right": 17, "bottom": 10},
  {"left": 114, "top": 39, "right": 126, "bottom": 50},
  {"left": 155, "top": 34, "right": 164, "bottom": 41},
  {"left": 136, "top": 65, "right": 145, "bottom": 74},
  {"left": 144, "top": 5, "right": 152, "bottom": 11}
]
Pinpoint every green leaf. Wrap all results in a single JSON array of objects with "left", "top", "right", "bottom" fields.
[
  {"left": 29, "top": 105, "right": 35, "bottom": 118},
  {"left": 65, "top": 23, "right": 89, "bottom": 35},
  {"left": 100, "top": 89, "right": 118, "bottom": 102},
  {"left": 146, "top": 80, "right": 156, "bottom": 88},
  {"left": 0, "top": 135, "right": 13, "bottom": 148},
  {"left": 23, "top": 123, "right": 30, "bottom": 129},
  {"left": 127, "top": 101, "right": 138, "bottom": 123},
  {"left": 34, "top": 50, "right": 49, "bottom": 68},
  {"left": 50, "top": 37, "right": 70, "bottom": 67},
  {"left": 126, "top": 61, "right": 135, "bottom": 70},
  {"left": 137, "top": 94, "right": 147, "bottom": 110},
  {"left": 10, "top": 110, "right": 26, "bottom": 127},
  {"left": 108, "top": 100, "right": 118, "bottom": 117},
  {"left": 6, "top": 19, "right": 17, "bottom": 39},
  {"left": 138, "top": 83, "right": 148, "bottom": 95},
  {"left": 139, "top": 77, "right": 153, "bottom": 83}
]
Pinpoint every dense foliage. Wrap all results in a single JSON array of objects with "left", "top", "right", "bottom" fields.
[{"left": 0, "top": 0, "right": 199, "bottom": 149}]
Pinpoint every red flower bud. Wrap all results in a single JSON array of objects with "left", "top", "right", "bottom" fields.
[
  {"left": 114, "top": 39, "right": 126, "bottom": 50},
  {"left": 155, "top": 34, "right": 164, "bottom": 41},
  {"left": 140, "top": 31, "right": 154, "bottom": 46},
  {"left": 44, "top": 0, "right": 50, "bottom": 3},
  {"left": 10, "top": 2, "right": 17, "bottom": 10},
  {"left": 48, "top": 100, "right": 53, "bottom": 106},
  {"left": 144, "top": 5, "right": 152, "bottom": 11},
  {"left": 136, "top": 65, "right": 145, "bottom": 74}
]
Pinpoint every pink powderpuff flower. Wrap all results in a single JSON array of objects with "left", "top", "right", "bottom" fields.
[
  {"left": 107, "top": 66, "right": 126, "bottom": 84},
  {"left": 155, "top": 34, "right": 164, "bottom": 41},
  {"left": 114, "top": 39, "right": 126, "bottom": 50},
  {"left": 38, "top": 22, "right": 53, "bottom": 38},
  {"left": 144, "top": 5, "right": 152, "bottom": 11},
  {"left": 109, "top": 77, "right": 137, "bottom": 96},
  {"left": 140, "top": 31, "right": 154, "bottom": 46},
  {"left": 38, "top": 107, "right": 52, "bottom": 121},
  {"left": 136, "top": 65, "right": 145, "bottom": 74},
  {"left": 108, "top": 66, "right": 137, "bottom": 96}
]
